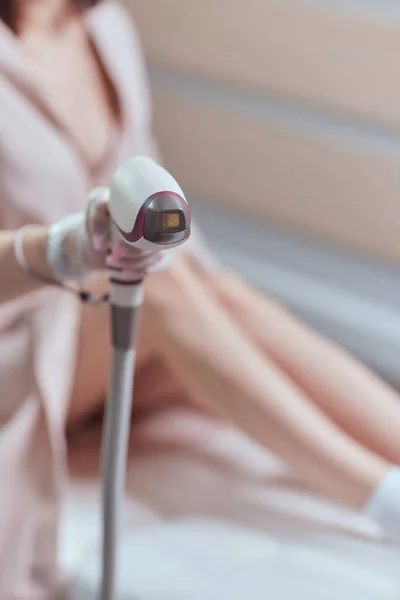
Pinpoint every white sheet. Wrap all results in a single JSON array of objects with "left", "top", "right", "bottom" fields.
[{"left": 61, "top": 409, "right": 400, "bottom": 599}]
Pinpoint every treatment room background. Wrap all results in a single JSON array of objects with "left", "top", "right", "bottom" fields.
[
  {"left": 124, "top": 0, "right": 400, "bottom": 389},
  {"left": 59, "top": 2, "right": 400, "bottom": 597}
]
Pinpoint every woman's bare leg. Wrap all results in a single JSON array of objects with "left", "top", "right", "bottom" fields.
[
  {"left": 67, "top": 274, "right": 189, "bottom": 428},
  {"left": 67, "top": 277, "right": 111, "bottom": 426},
  {"left": 141, "top": 256, "right": 389, "bottom": 509},
  {"left": 205, "top": 268, "right": 400, "bottom": 464},
  {"left": 67, "top": 274, "right": 156, "bottom": 427}
]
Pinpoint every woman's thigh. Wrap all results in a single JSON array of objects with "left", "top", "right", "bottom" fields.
[
  {"left": 67, "top": 273, "right": 188, "bottom": 427},
  {"left": 67, "top": 294, "right": 111, "bottom": 426}
]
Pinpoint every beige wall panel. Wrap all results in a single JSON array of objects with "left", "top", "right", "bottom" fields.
[
  {"left": 153, "top": 87, "right": 400, "bottom": 263},
  {"left": 126, "top": 0, "right": 400, "bottom": 130}
]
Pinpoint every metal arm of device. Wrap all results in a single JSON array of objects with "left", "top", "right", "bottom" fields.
[
  {"left": 100, "top": 297, "right": 142, "bottom": 600},
  {"left": 99, "top": 157, "right": 191, "bottom": 600}
]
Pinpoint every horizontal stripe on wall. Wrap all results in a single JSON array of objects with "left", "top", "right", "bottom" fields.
[
  {"left": 126, "top": 0, "right": 400, "bottom": 131},
  {"left": 151, "top": 79, "right": 400, "bottom": 264}
]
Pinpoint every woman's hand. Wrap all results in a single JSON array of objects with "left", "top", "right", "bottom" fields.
[{"left": 46, "top": 187, "right": 166, "bottom": 283}]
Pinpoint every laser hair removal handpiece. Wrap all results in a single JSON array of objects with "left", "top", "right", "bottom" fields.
[{"left": 100, "top": 156, "right": 191, "bottom": 600}]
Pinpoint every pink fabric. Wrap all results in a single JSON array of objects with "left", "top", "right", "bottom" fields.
[{"left": 0, "top": 3, "right": 157, "bottom": 596}]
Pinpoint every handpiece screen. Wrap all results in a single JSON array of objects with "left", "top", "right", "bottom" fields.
[
  {"left": 162, "top": 211, "right": 181, "bottom": 229},
  {"left": 144, "top": 199, "right": 188, "bottom": 244}
]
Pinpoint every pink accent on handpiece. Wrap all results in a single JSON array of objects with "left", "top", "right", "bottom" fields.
[{"left": 110, "top": 277, "right": 143, "bottom": 285}]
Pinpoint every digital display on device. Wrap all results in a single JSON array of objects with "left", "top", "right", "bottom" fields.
[{"left": 162, "top": 211, "right": 181, "bottom": 229}]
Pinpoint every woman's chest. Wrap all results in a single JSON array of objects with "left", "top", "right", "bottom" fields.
[
  {"left": 18, "top": 22, "right": 119, "bottom": 167},
  {"left": 0, "top": 12, "right": 154, "bottom": 226}
]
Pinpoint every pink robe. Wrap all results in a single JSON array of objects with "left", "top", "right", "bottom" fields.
[{"left": 0, "top": 3, "right": 157, "bottom": 596}]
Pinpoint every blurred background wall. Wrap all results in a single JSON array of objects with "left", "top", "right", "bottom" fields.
[
  {"left": 123, "top": 0, "right": 400, "bottom": 386},
  {"left": 124, "top": 0, "right": 400, "bottom": 262}
]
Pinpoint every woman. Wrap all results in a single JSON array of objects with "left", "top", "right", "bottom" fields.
[{"left": 0, "top": 0, "right": 399, "bottom": 595}]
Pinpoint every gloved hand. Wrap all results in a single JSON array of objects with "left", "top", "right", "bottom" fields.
[{"left": 46, "top": 187, "right": 165, "bottom": 284}]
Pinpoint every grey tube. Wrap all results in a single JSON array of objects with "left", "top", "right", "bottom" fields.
[{"left": 100, "top": 304, "right": 140, "bottom": 600}]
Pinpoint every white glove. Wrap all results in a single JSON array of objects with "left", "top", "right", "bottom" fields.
[{"left": 46, "top": 187, "right": 165, "bottom": 284}]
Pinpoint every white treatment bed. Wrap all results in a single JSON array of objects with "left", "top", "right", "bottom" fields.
[
  {"left": 62, "top": 409, "right": 400, "bottom": 600},
  {"left": 61, "top": 205, "right": 400, "bottom": 599}
]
